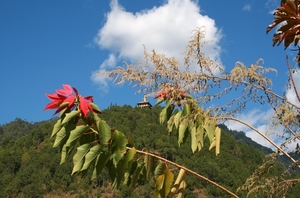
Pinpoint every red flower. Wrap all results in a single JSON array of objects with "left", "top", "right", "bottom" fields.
[
  {"left": 155, "top": 91, "right": 168, "bottom": 99},
  {"left": 44, "top": 84, "right": 101, "bottom": 117}
]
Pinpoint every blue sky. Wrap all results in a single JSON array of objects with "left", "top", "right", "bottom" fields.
[{"left": 1, "top": 0, "right": 296, "bottom": 147}]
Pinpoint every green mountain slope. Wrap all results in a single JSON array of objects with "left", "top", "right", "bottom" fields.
[{"left": 0, "top": 105, "right": 298, "bottom": 197}]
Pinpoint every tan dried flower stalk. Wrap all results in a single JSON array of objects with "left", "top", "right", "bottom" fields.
[{"left": 96, "top": 27, "right": 300, "bottom": 197}]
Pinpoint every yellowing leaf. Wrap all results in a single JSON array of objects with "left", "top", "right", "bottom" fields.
[
  {"left": 215, "top": 127, "right": 221, "bottom": 156},
  {"left": 190, "top": 126, "right": 197, "bottom": 153}
]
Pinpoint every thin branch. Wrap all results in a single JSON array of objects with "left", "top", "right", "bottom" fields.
[
  {"left": 286, "top": 56, "right": 300, "bottom": 103},
  {"left": 223, "top": 117, "right": 300, "bottom": 169},
  {"left": 127, "top": 146, "right": 239, "bottom": 198}
]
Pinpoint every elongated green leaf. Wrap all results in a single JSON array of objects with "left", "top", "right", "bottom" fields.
[
  {"left": 60, "top": 143, "right": 75, "bottom": 164},
  {"left": 166, "top": 105, "right": 174, "bottom": 122},
  {"left": 82, "top": 144, "right": 102, "bottom": 171},
  {"left": 165, "top": 98, "right": 173, "bottom": 108},
  {"left": 90, "top": 102, "right": 101, "bottom": 113},
  {"left": 167, "top": 114, "right": 175, "bottom": 132},
  {"left": 61, "top": 110, "right": 80, "bottom": 125},
  {"left": 190, "top": 126, "right": 197, "bottom": 153},
  {"left": 144, "top": 153, "right": 155, "bottom": 181},
  {"left": 156, "top": 174, "right": 165, "bottom": 197},
  {"left": 159, "top": 108, "right": 167, "bottom": 124},
  {"left": 72, "top": 143, "right": 92, "bottom": 174},
  {"left": 174, "top": 111, "right": 182, "bottom": 129},
  {"left": 182, "top": 103, "right": 191, "bottom": 116},
  {"left": 111, "top": 130, "right": 128, "bottom": 166},
  {"left": 215, "top": 126, "right": 221, "bottom": 156},
  {"left": 154, "top": 161, "right": 166, "bottom": 178},
  {"left": 97, "top": 120, "right": 111, "bottom": 146},
  {"left": 128, "top": 162, "right": 145, "bottom": 192},
  {"left": 163, "top": 169, "right": 174, "bottom": 197},
  {"left": 209, "top": 139, "right": 216, "bottom": 151},
  {"left": 204, "top": 118, "right": 216, "bottom": 144},
  {"left": 178, "top": 119, "right": 188, "bottom": 146},
  {"left": 196, "top": 126, "right": 205, "bottom": 151},
  {"left": 53, "top": 127, "right": 67, "bottom": 147},
  {"left": 65, "top": 125, "right": 90, "bottom": 147},
  {"left": 92, "top": 152, "right": 112, "bottom": 180},
  {"left": 51, "top": 119, "right": 62, "bottom": 138},
  {"left": 156, "top": 169, "right": 174, "bottom": 198},
  {"left": 155, "top": 98, "right": 165, "bottom": 106}
]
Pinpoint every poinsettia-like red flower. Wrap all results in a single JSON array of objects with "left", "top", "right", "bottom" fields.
[
  {"left": 267, "top": 0, "right": 300, "bottom": 49},
  {"left": 44, "top": 84, "right": 101, "bottom": 117},
  {"left": 155, "top": 91, "right": 168, "bottom": 99}
]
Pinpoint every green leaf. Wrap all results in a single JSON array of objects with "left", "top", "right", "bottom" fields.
[
  {"left": 82, "top": 144, "right": 102, "bottom": 171},
  {"left": 196, "top": 126, "right": 205, "bottom": 151},
  {"left": 72, "top": 143, "right": 92, "bottom": 174},
  {"left": 154, "top": 161, "right": 166, "bottom": 178},
  {"left": 97, "top": 120, "right": 111, "bottom": 146},
  {"left": 190, "top": 126, "right": 197, "bottom": 153},
  {"left": 65, "top": 125, "right": 90, "bottom": 147},
  {"left": 144, "top": 152, "right": 155, "bottom": 181},
  {"left": 53, "top": 127, "right": 67, "bottom": 148},
  {"left": 61, "top": 110, "right": 80, "bottom": 125},
  {"left": 159, "top": 108, "right": 167, "bottom": 124},
  {"left": 92, "top": 152, "right": 112, "bottom": 180},
  {"left": 156, "top": 169, "right": 174, "bottom": 198},
  {"left": 182, "top": 103, "right": 191, "bottom": 116},
  {"left": 90, "top": 102, "right": 101, "bottom": 112},
  {"left": 60, "top": 143, "right": 75, "bottom": 164},
  {"left": 51, "top": 119, "right": 62, "bottom": 138},
  {"left": 111, "top": 130, "right": 128, "bottom": 166},
  {"left": 178, "top": 119, "right": 188, "bottom": 146},
  {"left": 174, "top": 111, "right": 182, "bottom": 129},
  {"left": 128, "top": 162, "right": 145, "bottom": 192},
  {"left": 167, "top": 115, "right": 175, "bottom": 133},
  {"left": 165, "top": 98, "right": 173, "bottom": 108},
  {"left": 155, "top": 98, "right": 165, "bottom": 106},
  {"left": 209, "top": 139, "right": 216, "bottom": 151},
  {"left": 204, "top": 118, "right": 216, "bottom": 144}
]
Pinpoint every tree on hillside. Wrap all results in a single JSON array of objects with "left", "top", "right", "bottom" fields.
[{"left": 44, "top": 1, "right": 300, "bottom": 197}]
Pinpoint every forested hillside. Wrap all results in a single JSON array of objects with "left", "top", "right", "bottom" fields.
[{"left": 0, "top": 105, "right": 299, "bottom": 197}]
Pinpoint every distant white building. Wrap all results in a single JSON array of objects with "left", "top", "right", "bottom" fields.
[{"left": 137, "top": 94, "right": 152, "bottom": 109}]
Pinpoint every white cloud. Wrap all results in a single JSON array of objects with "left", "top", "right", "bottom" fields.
[
  {"left": 227, "top": 108, "right": 276, "bottom": 149},
  {"left": 242, "top": 4, "right": 251, "bottom": 11},
  {"left": 286, "top": 69, "right": 300, "bottom": 106},
  {"left": 92, "top": 0, "right": 223, "bottom": 90}
]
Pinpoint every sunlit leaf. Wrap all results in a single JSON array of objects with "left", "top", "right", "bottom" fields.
[
  {"left": 81, "top": 144, "right": 102, "bottom": 171},
  {"left": 178, "top": 119, "right": 188, "bottom": 146},
  {"left": 97, "top": 120, "right": 111, "bottom": 146},
  {"left": 154, "top": 161, "right": 166, "bottom": 178},
  {"left": 204, "top": 118, "right": 216, "bottom": 144},
  {"left": 155, "top": 98, "right": 165, "bottom": 106},
  {"left": 72, "top": 143, "right": 92, "bottom": 174},
  {"left": 111, "top": 130, "right": 128, "bottom": 166},
  {"left": 209, "top": 139, "right": 216, "bottom": 151},
  {"left": 156, "top": 169, "right": 174, "bottom": 198},
  {"left": 51, "top": 119, "right": 62, "bottom": 138},
  {"left": 174, "top": 111, "right": 182, "bottom": 129},
  {"left": 159, "top": 108, "right": 167, "bottom": 124},
  {"left": 61, "top": 110, "right": 80, "bottom": 125},
  {"left": 53, "top": 127, "right": 67, "bottom": 147},
  {"left": 190, "top": 126, "right": 197, "bottom": 153},
  {"left": 182, "top": 103, "right": 191, "bottom": 116},
  {"left": 215, "top": 126, "right": 221, "bottom": 156},
  {"left": 196, "top": 126, "right": 205, "bottom": 151},
  {"left": 65, "top": 125, "right": 90, "bottom": 147}
]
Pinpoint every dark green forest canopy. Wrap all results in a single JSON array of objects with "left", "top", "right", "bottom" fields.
[{"left": 0, "top": 105, "right": 299, "bottom": 197}]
